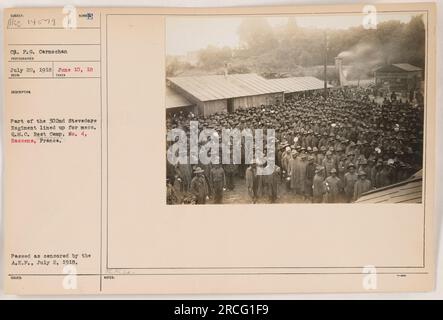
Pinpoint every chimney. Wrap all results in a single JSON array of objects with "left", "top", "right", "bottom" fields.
[{"left": 335, "top": 57, "right": 347, "bottom": 87}]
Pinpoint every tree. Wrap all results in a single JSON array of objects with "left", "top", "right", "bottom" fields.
[
  {"left": 166, "top": 15, "right": 426, "bottom": 78},
  {"left": 400, "top": 15, "right": 425, "bottom": 67},
  {"left": 238, "top": 18, "right": 278, "bottom": 55},
  {"left": 197, "top": 45, "right": 232, "bottom": 70},
  {"left": 166, "top": 56, "right": 192, "bottom": 77}
]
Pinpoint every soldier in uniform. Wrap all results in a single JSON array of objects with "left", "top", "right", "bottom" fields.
[
  {"left": 281, "top": 146, "right": 292, "bottom": 173},
  {"left": 317, "top": 146, "right": 326, "bottom": 166},
  {"left": 324, "top": 168, "right": 342, "bottom": 203},
  {"left": 322, "top": 150, "right": 336, "bottom": 178},
  {"left": 343, "top": 163, "right": 358, "bottom": 203},
  {"left": 210, "top": 164, "right": 226, "bottom": 204},
  {"left": 296, "top": 153, "right": 308, "bottom": 197},
  {"left": 245, "top": 160, "right": 259, "bottom": 204},
  {"left": 190, "top": 167, "right": 209, "bottom": 204},
  {"left": 166, "top": 178, "right": 179, "bottom": 205},
  {"left": 312, "top": 166, "right": 325, "bottom": 203},
  {"left": 337, "top": 155, "right": 347, "bottom": 183},
  {"left": 305, "top": 156, "right": 316, "bottom": 202},
  {"left": 354, "top": 170, "right": 372, "bottom": 201},
  {"left": 172, "top": 173, "right": 184, "bottom": 200},
  {"left": 311, "top": 146, "right": 319, "bottom": 164},
  {"left": 200, "top": 162, "right": 213, "bottom": 195},
  {"left": 264, "top": 165, "right": 281, "bottom": 203},
  {"left": 376, "top": 160, "right": 393, "bottom": 188},
  {"left": 224, "top": 163, "right": 237, "bottom": 191},
  {"left": 318, "top": 132, "right": 329, "bottom": 150},
  {"left": 175, "top": 162, "right": 192, "bottom": 193},
  {"left": 288, "top": 150, "right": 299, "bottom": 194},
  {"left": 166, "top": 85, "right": 424, "bottom": 205},
  {"left": 371, "top": 159, "right": 382, "bottom": 188}
]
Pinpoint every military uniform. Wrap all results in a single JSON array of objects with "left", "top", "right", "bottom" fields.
[
  {"left": 166, "top": 85, "right": 423, "bottom": 205},
  {"left": 305, "top": 160, "right": 316, "bottom": 199},
  {"left": 190, "top": 174, "right": 209, "bottom": 204},
  {"left": 224, "top": 164, "right": 237, "bottom": 191},
  {"left": 322, "top": 156, "right": 336, "bottom": 178},
  {"left": 245, "top": 165, "right": 259, "bottom": 203},
  {"left": 210, "top": 166, "right": 226, "bottom": 204},
  {"left": 324, "top": 174, "right": 342, "bottom": 203},
  {"left": 354, "top": 178, "right": 371, "bottom": 201},
  {"left": 263, "top": 165, "right": 281, "bottom": 203},
  {"left": 343, "top": 171, "right": 358, "bottom": 202},
  {"left": 313, "top": 172, "right": 325, "bottom": 203}
]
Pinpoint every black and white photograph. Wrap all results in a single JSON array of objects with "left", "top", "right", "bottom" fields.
[
  {"left": 165, "top": 12, "right": 426, "bottom": 205},
  {"left": 2, "top": 2, "right": 439, "bottom": 298}
]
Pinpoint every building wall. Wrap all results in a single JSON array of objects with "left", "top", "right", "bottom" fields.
[
  {"left": 285, "top": 90, "right": 324, "bottom": 100},
  {"left": 375, "top": 71, "right": 422, "bottom": 92},
  {"left": 200, "top": 99, "right": 227, "bottom": 116},
  {"left": 168, "top": 84, "right": 284, "bottom": 117},
  {"left": 232, "top": 93, "right": 283, "bottom": 111},
  {"left": 197, "top": 93, "right": 285, "bottom": 116}
]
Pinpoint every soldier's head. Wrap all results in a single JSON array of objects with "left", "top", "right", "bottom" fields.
[
  {"left": 194, "top": 167, "right": 205, "bottom": 176},
  {"left": 330, "top": 168, "right": 337, "bottom": 177},
  {"left": 358, "top": 170, "right": 367, "bottom": 180},
  {"left": 348, "top": 163, "right": 356, "bottom": 174}
]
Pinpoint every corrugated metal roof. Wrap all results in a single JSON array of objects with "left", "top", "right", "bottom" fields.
[
  {"left": 167, "top": 73, "right": 284, "bottom": 102},
  {"left": 393, "top": 63, "right": 423, "bottom": 72},
  {"left": 354, "top": 172, "right": 422, "bottom": 203},
  {"left": 165, "top": 87, "right": 193, "bottom": 109},
  {"left": 266, "top": 76, "right": 332, "bottom": 93},
  {"left": 375, "top": 63, "right": 422, "bottom": 73}
]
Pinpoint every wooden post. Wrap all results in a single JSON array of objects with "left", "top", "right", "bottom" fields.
[{"left": 324, "top": 31, "right": 328, "bottom": 98}]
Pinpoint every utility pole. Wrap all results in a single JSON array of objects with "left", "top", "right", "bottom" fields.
[{"left": 323, "top": 31, "right": 329, "bottom": 98}]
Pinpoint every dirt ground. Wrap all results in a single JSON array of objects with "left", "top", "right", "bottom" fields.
[{"left": 207, "top": 176, "right": 309, "bottom": 205}]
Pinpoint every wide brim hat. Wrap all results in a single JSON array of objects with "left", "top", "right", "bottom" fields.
[
  {"left": 315, "top": 166, "right": 325, "bottom": 173},
  {"left": 193, "top": 167, "right": 205, "bottom": 174}
]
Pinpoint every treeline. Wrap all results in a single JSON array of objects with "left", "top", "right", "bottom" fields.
[{"left": 166, "top": 15, "right": 425, "bottom": 80}]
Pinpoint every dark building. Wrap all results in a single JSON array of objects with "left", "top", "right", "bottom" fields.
[{"left": 374, "top": 63, "right": 423, "bottom": 93}]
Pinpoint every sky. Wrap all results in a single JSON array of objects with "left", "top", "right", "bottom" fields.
[{"left": 166, "top": 13, "right": 419, "bottom": 56}]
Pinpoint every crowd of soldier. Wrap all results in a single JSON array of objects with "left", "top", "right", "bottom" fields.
[{"left": 166, "top": 87, "right": 423, "bottom": 204}]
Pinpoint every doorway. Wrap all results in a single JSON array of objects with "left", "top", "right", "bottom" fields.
[{"left": 227, "top": 98, "right": 234, "bottom": 113}]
